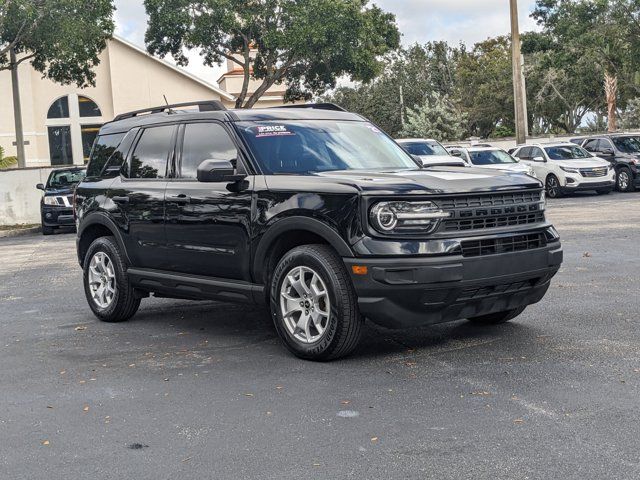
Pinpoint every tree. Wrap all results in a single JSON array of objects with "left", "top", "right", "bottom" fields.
[
  {"left": 144, "top": 0, "right": 400, "bottom": 109},
  {"left": 400, "top": 93, "right": 467, "bottom": 142},
  {"left": 455, "top": 36, "right": 514, "bottom": 138},
  {"left": 621, "top": 97, "right": 640, "bottom": 129},
  {"left": 0, "top": 0, "right": 114, "bottom": 83},
  {"left": 1, "top": 0, "right": 114, "bottom": 167}
]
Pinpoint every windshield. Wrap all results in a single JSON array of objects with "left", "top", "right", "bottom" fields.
[
  {"left": 612, "top": 136, "right": 640, "bottom": 154},
  {"left": 544, "top": 145, "right": 592, "bottom": 160},
  {"left": 236, "top": 121, "right": 418, "bottom": 174},
  {"left": 469, "top": 149, "right": 517, "bottom": 165},
  {"left": 400, "top": 141, "right": 449, "bottom": 157},
  {"left": 46, "top": 169, "right": 86, "bottom": 188}
]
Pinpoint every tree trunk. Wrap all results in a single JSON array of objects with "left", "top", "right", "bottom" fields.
[{"left": 605, "top": 72, "right": 618, "bottom": 132}]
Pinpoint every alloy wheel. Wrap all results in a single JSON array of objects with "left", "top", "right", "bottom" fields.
[
  {"left": 279, "top": 266, "right": 331, "bottom": 344},
  {"left": 546, "top": 176, "right": 559, "bottom": 198},
  {"left": 618, "top": 171, "right": 630, "bottom": 191},
  {"left": 88, "top": 251, "right": 117, "bottom": 308}
]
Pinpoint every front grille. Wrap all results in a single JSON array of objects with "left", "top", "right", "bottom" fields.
[
  {"left": 457, "top": 278, "right": 541, "bottom": 301},
  {"left": 460, "top": 232, "right": 547, "bottom": 258},
  {"left": 437, "top": 191, "right": 541, "bottom": 209},
  {"left": 580, "top": 167, "right": 608, "bottom": 178},
  {"left": 443, "top": 212, "right": 545, "bottom": 232}
]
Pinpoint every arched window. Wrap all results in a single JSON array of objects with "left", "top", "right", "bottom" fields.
[
  {"left": 47, "top": 97, "right": 70, "bottom": 119},
  {"left": 78, "top": 95, "right": 102, "bottom": 117},
  {"left": 45, "top": 94, "right": 104, "bottom": 165}
]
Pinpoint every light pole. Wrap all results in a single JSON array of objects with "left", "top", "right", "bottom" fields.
[{"left": 510, "top": 0, "right": 527, "bottom": 145}]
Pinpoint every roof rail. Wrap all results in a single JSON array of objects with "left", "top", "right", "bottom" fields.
[
  {"left": 113, "top": 100, "right": 227, "bottom": 122},
  {"left": 273, "top": 103, "right": 347, "bottom": 112}
]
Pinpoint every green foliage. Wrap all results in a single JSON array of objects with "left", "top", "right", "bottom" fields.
[
  {"left": 621, "top": 97, "right": 640, "bottom": 129},
  {"left": 0, "top": 145, "right": 18, "bottom": 169},
  {"left": 400, "top": 93, "right": 467, "bottom": 142},
  {"left": 491, "top": 125, "right": 515, "bottom": 138},
  {"left": 0, "top": 0, "right": 115, "bottom": 87},
  {"left": 144, "top": 0, "right": 400, "bottom": 108}
]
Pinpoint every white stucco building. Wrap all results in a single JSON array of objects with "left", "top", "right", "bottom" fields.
[{"left": 0, "top": 36, "right": 290, "bottom": 167}]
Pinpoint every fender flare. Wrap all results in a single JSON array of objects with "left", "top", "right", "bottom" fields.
[
  {"left": 252, "top": 216, "right": 354, "bottom": 282},
  {"left": 77, "top": 212, "right": 131, "bottom": 265}
]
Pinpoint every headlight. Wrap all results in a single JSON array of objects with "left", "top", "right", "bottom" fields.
[
  {"left": 369, "top": 201, "right": 450, "bottom": 234},
  {"left": 560, "top": 166, "right": 579, "bottom": 173},
  {"left": 43, "top": 196, "right": 60, "bottom": 206},
  {"left": 540, "top": 190, "right": 546, "bottom": 211}
]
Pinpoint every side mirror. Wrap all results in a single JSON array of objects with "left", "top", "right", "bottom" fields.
[
  {"left": 36, "top": 183, "right": 45, "bottom": 191},
  {"left": 601, "top": 148, "right": 615, "bottom": 156},
  {"left": 197, "top": 159, "right": 246, "bottom": 183},
  {"left": 533, "top": 156, "right": 546, "bottom": 162},
  {"left": 450, "top": 150, "right": 463, "bottom": 157}
]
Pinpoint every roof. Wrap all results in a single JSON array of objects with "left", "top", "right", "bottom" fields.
[
  {"left": 515, "top": 142, "right": 579, "bottom": 148},
  {"left": 466, "top": 146, "right": 506, "bottom": 152},
  {"left": 395, "top": 138, "right": 439, "bottom": 143},
  {"left": 100, "top": 106, "right": 363, "bottom": 134},
  {"left": 112, "top": 36, "right": 235, "bottom": 102}
]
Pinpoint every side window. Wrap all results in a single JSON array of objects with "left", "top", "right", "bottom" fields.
[
  {"left": 598, "top": 139, "right": 613, "bottom": 151},
  {"left": 583, "top": 139, "right": 598, "bottom": 152},
  {"left": 129, "top": 126, "right": 175, "bottom": 179},
  {"left": 530, "top": 147, "right": 544, "bottom": 159},
  {"left": 180, "top": 123, "right": 238, "bottom": 179},
  {"left": 517, "top": 147, "right": 531, "bottom": 159},
  {"left": 86, "top": 133, "right": 125, "bottom": 177}
]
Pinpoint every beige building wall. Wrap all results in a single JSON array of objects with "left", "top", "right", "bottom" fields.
[{"left": 0, "top": 37, "right": 293, "bottom": 169}]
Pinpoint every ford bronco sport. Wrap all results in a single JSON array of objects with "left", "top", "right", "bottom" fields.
[{"left": 75, "top": 101, "right": 563, "bottom": 361}]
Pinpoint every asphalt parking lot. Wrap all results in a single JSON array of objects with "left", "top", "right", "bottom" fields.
[{"left": 1, "top": 192, "right": 639, "bottom": 479}]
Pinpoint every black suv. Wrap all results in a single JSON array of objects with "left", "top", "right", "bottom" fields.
[
  {"left": 36, "top": 166, "right": 86, "bottom": 235},
  {"left": 577, "top": 135, "right": 640, "bottom": 192},
  {"left": 75, "top": 101, "right": 563, "bottom": 360}
]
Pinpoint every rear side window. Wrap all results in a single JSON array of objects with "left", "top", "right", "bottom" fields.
[
  {"left": 180, "top": 123, "right": 238, "bottom": 178},
  {"left": 86, "top": 133, "right": 125, "bottom": 177},
  {"left": 129, "top": 126, "right": 175, "bottom": 179}
]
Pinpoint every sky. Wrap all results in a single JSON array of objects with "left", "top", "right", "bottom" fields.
[{"left": 113, "top": 0, "right": 539, "bottom": 87}]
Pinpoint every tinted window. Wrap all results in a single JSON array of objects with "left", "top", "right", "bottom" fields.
[
  {"left": 47, "top": 97, "right": 69, "bottom": 119},
  {"left": 47, "top": 169, "right": 86, "bottom": 188},
  {"left": 583, "top": 139, "right": 598, "bottom": 152},
  {"left": 86, "top": 133, "right": 126, "bottom": 177},
  {"left": 78, "top": 96, "right": 102, "bottom": 117},
  {"left": 401, "top": 141, "right": 449, "bottom": 156},
  {"left": 181, "top": 123, "right": 238, "bottom": 178},
  {"left": 530, "top": 147, "right": 544, "bottom": 159},
  {"left": 612, "top": 136, "right": 640, "bottom": 153},
  {"left": 515, "top": 147, "right": 530, "bottom": 159},
  {"left": 48, "top": 126, "right": 73, "bottom": 165},
  {"left": 129, "top": 126, "right": 174, "bottom": 179},
  {"left": 469, "top": 150, "right": 517, "bottom": 165},
  {"left": 236, "top": 121, "right": 416, "bottom": 174}
]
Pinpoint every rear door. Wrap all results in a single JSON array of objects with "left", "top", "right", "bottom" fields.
[
  {"left": 164, "top": 121, "right": 253, "bottom": 280},
  {"left": 108, "top": 124, "right": 177, "bottom": 269}
]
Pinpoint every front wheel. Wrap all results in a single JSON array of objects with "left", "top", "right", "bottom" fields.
[
  {"left": 270, "top": 244, "right": 363, "bottom": 361},
  {"left": 546, "top": 174, "right": 563, "bottom": 198},
  {"left": 616, "top": 167, "right": 635, "bottom": 192},
  {"left": 42, "top": 225, "right": 55, "bottom": 235},
  {"left": 83, "top": 236, "right": 141, "bottom": 322},
  {"left": 468, "top": 307, "right": 526, "bottom": 325}
]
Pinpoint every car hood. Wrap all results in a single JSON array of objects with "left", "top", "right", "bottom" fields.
[
  {"left": 552, "top": 159, "right": 610, "bottom": 168},
  {"left": 311, "top": 167, "right": 541, "bottom": 195},
  {"left": 44, "top": 185, "right": 76, "bottom": 196}
]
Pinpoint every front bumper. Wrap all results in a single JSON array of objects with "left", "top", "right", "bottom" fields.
[
  {"left": 344, "top": 242, "right": 562, "bottom": 329},
  {"left": 562, "top": 175, "right": 615, "bottom": 192},
  {"left": 41, "top": 206, "right": 75, "bottom": 227}
]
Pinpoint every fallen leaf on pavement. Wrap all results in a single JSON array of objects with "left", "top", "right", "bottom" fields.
[
  {"left": 371, "top": 437, "right": 379, "bottom": 443},
  {"left": 74, "top": 326, "right": 87, "bottom": 331},
  {"left": 513, "top": 419, "right": 525, "bottom": 424},
  {"left": 244, "top": 393, "right": 254, "bottom": 397},
  {"left": 42, "top": 440, "right": 50, "bottom": 446},
  {"left": 83, "top": 406, "right": 89, "bottom": 412},
  {"left": 341, "top": 400, "right": 350, "bottom": 405}
]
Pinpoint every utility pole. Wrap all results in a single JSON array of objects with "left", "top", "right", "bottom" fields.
[
  {"left": 10, "top": 47, "right": 26, "bottom": 168},
  {"left": 510, "top": 0, "right": 527, "bottom": 145}
]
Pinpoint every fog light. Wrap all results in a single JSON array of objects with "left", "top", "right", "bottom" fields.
[
  {"left": 352, "top": 265, "right": 368, "bottom": 275},
  {"left": 45, "top": 213, "right": 52, "bottom": 219},
  {"left": 565, "top": 178, "right": 575, "bottom": 184}
]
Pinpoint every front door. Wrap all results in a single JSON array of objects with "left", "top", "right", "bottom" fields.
[
  {"left": 164, "top": 122, "right": 253, "bottom": 280},
  {"left": 108, "top": 124, "right": 177, "bottom": 269}
]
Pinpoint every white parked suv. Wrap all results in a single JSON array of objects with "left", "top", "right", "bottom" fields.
[
  {"left": 511, "top": 142, "right": 615, "bottom": 198},
  {"left": 396, "top": 138, "right": 467, "bottom": 167},
  {"left": 449, "top": 146, "right": 536, "bottom": 178}
]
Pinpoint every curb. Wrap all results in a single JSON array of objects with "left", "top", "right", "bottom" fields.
[{"left": 0, "top": 226, "right": 42, "bottom": 239}]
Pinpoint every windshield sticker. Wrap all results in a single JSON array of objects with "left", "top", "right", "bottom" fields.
[
  {"left": 367, "top": 125, "right": 382, "bottom": 134},
  {"left": 254, "top": 125, "right": 296, "bottom": 138}
]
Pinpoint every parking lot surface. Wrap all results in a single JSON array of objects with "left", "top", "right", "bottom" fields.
[{"left": 1, "top": 192, "right": 640, "bottom": 479}]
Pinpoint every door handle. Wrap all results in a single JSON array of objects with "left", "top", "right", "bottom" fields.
[
  {"left": 167, "top": 194, "right": 191, "bottom": 204},
  {"left": 112, "top": 195, "right": 129, "bottom": 204}
]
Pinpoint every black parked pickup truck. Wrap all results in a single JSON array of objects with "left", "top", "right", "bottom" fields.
[{"left": 75, "top": 101, "right": 563, "bottom": 360}]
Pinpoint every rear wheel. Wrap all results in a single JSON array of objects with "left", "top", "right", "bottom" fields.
[
  {"left": 616, "top": 167, "right": 635, "bottom": 192},
  {"left": 83, "top": 236, "right": 140, "bottom": 322},
  {"left": 468, "top": 307, "right": 526, "bottom": 325},
  {"left": 545, "top": 174, "right": 563, "bottom": 198},
  {"left": 42, "top": 225, "right": 55, "bottom": 235},
  {"left": 270, "top": 244, "right": 363, "bottom": 361}
]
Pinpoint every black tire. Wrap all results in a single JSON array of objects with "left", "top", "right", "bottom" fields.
[
  {"left": 545, "top": 174, "right": 563, "bottom": 198},
  {"left": 83, "top": 236, "right": 141, "bottom": 323},
  {"left": 468, "top": 307, "right": 526, "bottom": 325},
  {"left": 270, "top": 244, "right": 363, "bottom": 361},
  {"left": 596, "top": 188, "right": 612, "bottom": 195},
  {"left": 616, "top": 167, "right": 635, "bottom": 192},
  {"left": 42, "top": 225, "right": 55, "bottom": 235}
]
